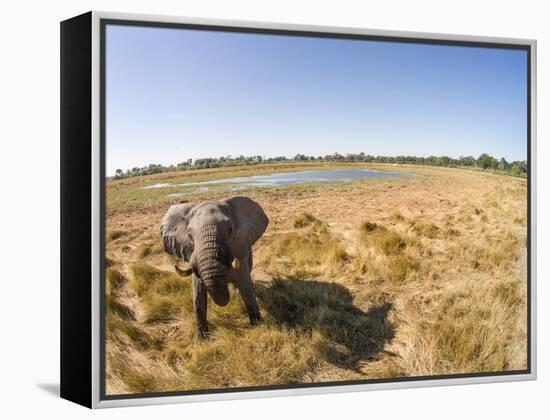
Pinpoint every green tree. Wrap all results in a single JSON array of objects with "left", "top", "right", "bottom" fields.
[{"left": 477, "top": 153, "right": 498, "bottom": 170}]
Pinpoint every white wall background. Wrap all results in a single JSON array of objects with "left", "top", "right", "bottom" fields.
[{"left": 0, "top": 0, "right": 546, "bottom": 417}]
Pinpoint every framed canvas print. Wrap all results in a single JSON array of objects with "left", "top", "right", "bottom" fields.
[{"left": 60, "top": 11, "right": 537, "bottom": 408}]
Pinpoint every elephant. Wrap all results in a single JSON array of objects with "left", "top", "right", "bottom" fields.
[{"left": 160, "top": 196, "right": 269, "bottom": 339}]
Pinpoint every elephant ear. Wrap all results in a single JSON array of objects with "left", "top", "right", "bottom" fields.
[
  {"left": 160, "top": 202, "right": 197, "bottom": 261},
  {"left": 225, "top": 196, "right": 269, "bottom": 258}
]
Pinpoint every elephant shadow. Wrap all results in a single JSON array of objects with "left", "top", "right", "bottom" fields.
[{"left": 256, "top": 276, "right": 394, "bottom": 370}]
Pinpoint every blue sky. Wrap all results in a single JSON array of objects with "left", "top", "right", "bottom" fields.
[{"left": 105, "top": 24, "right": 527, "bottom": 175}]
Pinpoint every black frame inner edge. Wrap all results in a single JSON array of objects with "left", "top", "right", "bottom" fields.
[{"left": 99, "top": 18, "right": 532, "bottom": 401}]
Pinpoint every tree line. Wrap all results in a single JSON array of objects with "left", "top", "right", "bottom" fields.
[{"left": 113, "top": 152, "right": 527, "bottom": 179}]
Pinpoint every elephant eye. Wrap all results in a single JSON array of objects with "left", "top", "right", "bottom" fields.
[{"left": 228, "top": 226, "right": 233, "bottom": 235}]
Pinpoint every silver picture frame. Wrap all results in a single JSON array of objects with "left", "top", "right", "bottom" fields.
[{"left": 61, "top": 10, "right": 537, "bottom": 409}]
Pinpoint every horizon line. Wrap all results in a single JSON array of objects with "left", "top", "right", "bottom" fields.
[{"left": 108, "top": 151, "right": 527, "bottom": 176}]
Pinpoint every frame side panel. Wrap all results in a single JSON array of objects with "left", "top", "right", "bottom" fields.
[{"left": 60, "top": 11, "right": 93, "bottom": 408}]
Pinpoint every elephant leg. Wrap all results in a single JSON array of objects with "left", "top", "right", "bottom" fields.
[
  {"left": 233, "top": 266, "right": 261, "bottom": 325},
  {"left": 248, "top": 248, "right": 253, "bottom": 271},
  {"left": 192, "top": 273, "right": 208, "bottom": 339}
]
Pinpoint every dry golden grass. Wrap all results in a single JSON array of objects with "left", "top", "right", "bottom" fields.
[
  {"left": 258, "top": 215, "right": 348, "bottom": 279},
  {"left": 104, "top": 163, "right": 527, "bottom": 395},
  {"left": 106, "top": 230, "right": 127, "bottom": 243}
]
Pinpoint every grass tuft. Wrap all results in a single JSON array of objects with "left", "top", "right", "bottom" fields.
[
  {"left": 183, "top": 325, "right": 323, "bottom": 388},
  {"left": 107, "top": 230, "right": 126, "bottom": 242},
  {"left": 409, "top": 220, "right": 440, "bottom": 239},
  {"left": 136, "top": 242, "right": 164, "bottom": 259},
  {"left": 143, "top": 295, "right": 188, "bottom": 324},
  {"left": 360, "top": 222, "right": 406, "bottom": 255},
  {"left": 294, "top": 212, "right": 320, "bottom": 228},
  {"left": 107, "top": 313, "right": 163, "bottom": 351},
  {"left": 129, "top": 263, "right": 193, "bottom": 324},
  {"left": 390, "top": 211, "right": 406, "bottom": 222},
  {"left": 259, "top": 220, "right": 348, "bottom": 278},
  {"left": 106, "top": 295, "right": 135, "bottom": 320},
  {"left": 106, "top": 268, "right": 126, "bottom": 296}
]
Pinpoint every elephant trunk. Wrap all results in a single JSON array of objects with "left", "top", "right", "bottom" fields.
[{"left": 194, "top": 225, "right": 231, "bottom": 306}]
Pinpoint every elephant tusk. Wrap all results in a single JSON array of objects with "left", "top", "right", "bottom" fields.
[
  {"left": 175, "top": 264, "right": 193, "bottom": 277},
  {"left": 231, "top": 257, "right": 241, "bottom": 270}
]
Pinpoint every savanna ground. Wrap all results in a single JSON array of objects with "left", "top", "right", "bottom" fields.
[{"left": 104, "top": 162, "right": 528, "bottom": 395}]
